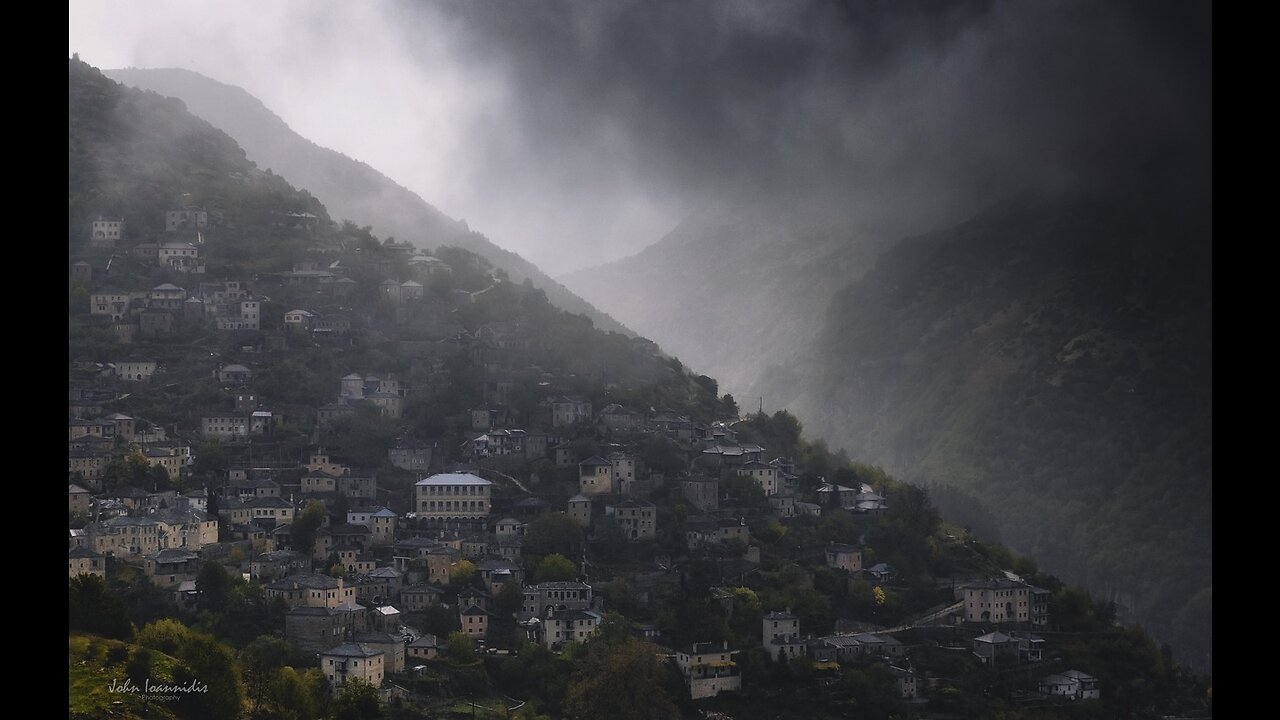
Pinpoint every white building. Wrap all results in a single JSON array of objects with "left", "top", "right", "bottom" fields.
[{"left": 414, "top": 473, "right": 492, "bottom": 520}]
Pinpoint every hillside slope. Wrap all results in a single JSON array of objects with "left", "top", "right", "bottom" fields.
[
  {"left": 787, "top": 179, "right": 1212, "bottom": 669},
  {"left": 104, "top": 67, "right": 629, "bottom": 334}
]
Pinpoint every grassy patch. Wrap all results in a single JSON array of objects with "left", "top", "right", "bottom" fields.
[{"left": 69, "top": 634, "right": 182, "bottom": 720}]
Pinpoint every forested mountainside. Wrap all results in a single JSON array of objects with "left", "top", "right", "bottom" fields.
[
  {"left": 565, "top": 153, "right": 1212, "bottom": 672},
  {"left": 70, "top": 63, "right": 329, "bottom": 262},
  {"left": 778, "top": 179, "right": 1212, "bottom": 671},
  {"left": 104, "top": 67, "right": 630, "bottom": 335},
  {"left": 68, "top": 57, "right": 1210, "bottom": 719}
]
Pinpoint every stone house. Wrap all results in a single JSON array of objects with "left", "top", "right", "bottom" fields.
[
  {"left": 320, "top": 643, "right": 384, "bottom": 694},
  {"left": 675, "top": 641, "right": 741, "bottom": 699},
  {"left": 68, "top": 546, "right": 106, "bottom": 578},
  {"left": 544, "top": 608, "right": 603, "bottom": 650},
  {"left": 460, "top": 604, "right": 491, "bottom": 638},
  {"left": 605, "top": 499, "right": 656, "bottom": 541}
]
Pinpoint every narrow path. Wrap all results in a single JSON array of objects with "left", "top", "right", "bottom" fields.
[{"left": 478, "top": 466, "right": 532, "bottom": 494}]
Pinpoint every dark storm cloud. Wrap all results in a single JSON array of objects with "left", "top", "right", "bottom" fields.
[{"left": 395, "top": 0, "right": 1209, "bottom": 239}]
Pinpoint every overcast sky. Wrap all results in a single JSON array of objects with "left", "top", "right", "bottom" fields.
[{"left": 68, "top": 0, "right": 1209, "bottom": 276}]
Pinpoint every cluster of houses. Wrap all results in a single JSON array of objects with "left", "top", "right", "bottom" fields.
[
  {"left": 87, "top": 278, "right": 260, "bottom": 342},
  {"left": 668, "top": 554, "right": 1092, "bottom": 703},
  {"left": 69, "top": 414, "right": 1095, "bottom": 705},
  {"left": 69, "top": 211, "right": 1102, "bottom": 707},
  {"left": 76, "top": 208, "right": 463, "bottom": 346}
]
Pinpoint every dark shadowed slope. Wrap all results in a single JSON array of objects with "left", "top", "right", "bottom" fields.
[
  {"left": 104, "top": 67, "right": 629, "bottom": 335},
  {"left": 786, "top": 176, "right": 1211, "bottom": 670},
  {"left": 569, "top": 167, "right": 1212, "bottom": 671}
]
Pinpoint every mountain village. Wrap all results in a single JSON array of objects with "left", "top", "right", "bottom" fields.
[
  {"left": 70, "top": 204, "right": 1112, "bottom": 716},
  {"left": 68, "top": 56, "right": 1207, "bottom": 719}
]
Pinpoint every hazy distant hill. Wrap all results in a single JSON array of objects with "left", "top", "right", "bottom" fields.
[
  {"left": 105, "top": 67, "right": 629, "bottom": 335},
  {"left": 561, "top": 198, "right": 888, "bottom": 396}
]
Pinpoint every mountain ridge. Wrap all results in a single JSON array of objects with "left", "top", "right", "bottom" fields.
[{"left": 104, "top": 66, "right": 631, "bottom": 336}]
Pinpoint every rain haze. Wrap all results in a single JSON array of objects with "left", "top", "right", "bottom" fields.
[{"left": 67, "top": 0, "right": 1208, "bottom": 276}]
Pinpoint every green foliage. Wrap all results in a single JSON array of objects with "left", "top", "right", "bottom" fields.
[
  {"left": 816, "top": 509, "right": 860, "bottom": 545},
  {"left": 839, "top": 663, "right": 905, "bottom": 718},
  {"left": 589, "top": 516, "right": 630, "bottom": 563},
  {"left": 449, "top": 559, "right": 477, "bottom": 586},
  {"left": 446, "top": 631, "right": 477, "bottom": 663},
  {"left": 196, "top": 560, "right": 234, "bottom": 613},
  {"left": 333, "top": 676, "right": 382, "bottom": 720},
  {"left": 136, "top": 619, "right": 246, "bottom": 720},
  {"left": 322, "top": 406, "right": 399, "bottom": 468},
  {"left": 729, "top": 586, "right": 763, "bottom": 642},
  {"left": 69, "top": 635, "right": 183, "bottom": 720},
  {"left": 204, "top": 583, "right": 290, "bottom": 648},
  {"left": 737, "top": 410, "right": 804, "bottom": 459},
  {"left": 533, "top": 553, "right": 578, "bottom": 583},
  {"left": 636, "top": 433, "right": 688, "bottom": 476},
  {"left": 102, "top": 448, "right": 174, "bottom": 493},
  {"left": 242, "top": 635, "right": 314, "bottom": 715},
  {"left": 523, "top": 512, "right": 585, "bottom": 563},
  {"left": 191, "top": 441, "right": 229, "bottom": 479},
  {"left": 268, "top": 666, "right": 328, "bottom": 720},
  {"left": 124, "top": 647, "right": 152, "bottom": 687},
  {"left": 492, "top": 641, "right": 575, "bottom": 712},
  {"left": 416, "top": 604, "right": 462, "bottom": 639},
  {"left": 291, "top": 500, "right": 327, "bottom": 555},
  {"left": 720, "top": 472, "right": 771, "bottom": 511},
  {"left": 563, "top": 637, "right": 678, "bottom": 720},
  {"left": 655, "top": 594, "right": 730, "bottom": 649},
  {"left": 758, "top": 564, "right": 834, "bottom": 636},
  {"left": 69, "top": 574, "right": 133, "bottom": 640}
]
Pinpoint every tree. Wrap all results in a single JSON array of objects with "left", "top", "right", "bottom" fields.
[
  {"left": 242, "top": 635, "right": 310, "bottom": 715},
  {"left": 418, "top": 604, "right": 461, "bottom": 638},
  {"left": 728, "top": 586, "right": 763, "bottom": 642},
  {"left": 720, "top": 473, "right": 770, "bottom": 510},
  {"left": 291, "top": 500, "right": 327, "bottom": 555},
  {"left": 563, "top": 638, "right": 678, "bottom": 720},
  {"left": 197, "top": 560, "right": 234, "bottom": 612},
  {"left": 523, "top": 512, "right": 585, "bottom": 561},
  {"left": 533, "top": 553, "right": 578, "bottom": 583},
  {"left": 137, "top": 619, "right": 246, "bottom": 720},
  {"left": 488, "top": 581, "right": 525, "bottom": 649},
  {"left": 591, "top": 516, "right": 629, "bottom": 563},
  {"left": 101, "top": 449, "right": 159, "bottom": 493},
  {"left": 125, "top": 647, "right": 152, "bottom": 686},
  {"left": 720, "top": 393, "right": 739, "bottom": 417},
  {"left": 449, "top": 559, "right": 477, "bottom": 586},
  {"left": 125, "top": 647, "right": 155, "bottom": 716},
  {"left": 330, "top": 493, "right": 350, "bottom": 525},
  {"left": 193, "top": 441, "right": 229, "bottom": 479},
  {"left": 269, "top": 666, "right": 325, "bottom": 720},
  {"left": 637, "top": 433, "right": 688, "bottom": 477},
  {"left": 603, "top": 579, "right": 640, "bottom": 617},
  {"left": 446, "top": 631, "right": 477, "bottom": 663},
  {"left": 333, "top": 676, "right": 382, "bottom": 720},
  {"left": 205, "top": 485, "right": 222, "bottom": 540},
  {"left": 69, "top": 574, "right": 133, "bottom": 640}
]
